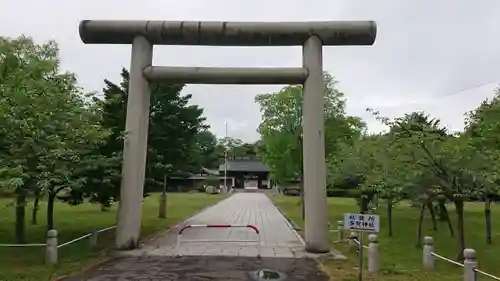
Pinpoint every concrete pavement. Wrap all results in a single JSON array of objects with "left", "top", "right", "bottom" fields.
[
  {"left": 61, "top": 256, "right": 330, "bottom": 281},
  {"left": 144, "top": 193, "right": 305, "bottom": 258},
  {"left": 60, "top": 193, "right": 332, "bottom": 281}
]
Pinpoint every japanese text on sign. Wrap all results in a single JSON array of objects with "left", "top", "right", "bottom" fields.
[{"left": 343, "top": 213, "right": 380, "bottom": 233}]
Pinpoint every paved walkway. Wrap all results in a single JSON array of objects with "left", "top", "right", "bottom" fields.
[
  {"left": 62, "top": 256, "right": 330, "bottom": 281},
  {"left": 142, "top": 193, "right": 305, "bottom": 258},
  {"left": 60, "top": 193, "right": 332, "bottom": 281}
]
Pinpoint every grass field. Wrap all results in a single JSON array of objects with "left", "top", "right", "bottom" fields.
[
  {"left": 0, "top": 192, "right": 226, "bottom": 281},
  {"left": 272, "top": 196, "right": 500, "bottom": 281}
]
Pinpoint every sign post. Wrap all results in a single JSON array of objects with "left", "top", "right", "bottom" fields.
[{"left": 343, "top": 213, "right": 380, "bottom": 281}]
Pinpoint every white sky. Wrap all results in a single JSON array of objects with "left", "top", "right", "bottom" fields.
[{"left": 1, "top": 0, "right": 499, "bottom": 141}]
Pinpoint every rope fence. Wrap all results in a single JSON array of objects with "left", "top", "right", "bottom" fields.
[
  {"left": 430, "top": 252, "right": 464, "bottom": 268},
  {"left": 352, "top": 237, "right": 369, "bottom": 249},
  {"left": 329, "top": 220, "right": 500, "bottom": 281},
  {"left": 423, "top": 236, "right": 500, "bottom": 281},
  {"left": 330, "top": 221, "right": 381, "bottom": 274},
  {"left": 0, "top": 225, "right": 116, "bottom": 265},
  {"left": 0, "top": 243, "right": 46, "bottom": 247}
]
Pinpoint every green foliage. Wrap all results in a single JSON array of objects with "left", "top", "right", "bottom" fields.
[
  {"left": 95, "top": 68, "right": 208, "bottom": 193},
  {"left": 193, "top": 130, "right": 220, "bottom": 168},
  {"left": 203, "top": 175, "right": 220, "bottom": 187},
  {"left": 0, "top": 35, "right": 219, "bottom": 241},
  {"left": 0, "top": 35, "right": 112, "bottom": 235},
  {"left": 255, "top": 72, "right": 364, "bottom": 183},
  {"left": 217, "top": 137, "right": 259, "bottom": 160}
]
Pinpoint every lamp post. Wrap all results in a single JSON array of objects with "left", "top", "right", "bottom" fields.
[{"left": 224, "top": 121, "right": 228, "bottom": 193}]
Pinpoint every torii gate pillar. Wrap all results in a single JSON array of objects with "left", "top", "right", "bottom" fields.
[{"left": 79, "top": 20, "right": 377, "bottom": 253}]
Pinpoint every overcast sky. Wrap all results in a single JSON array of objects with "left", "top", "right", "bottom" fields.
[{"left": 1, "top": 0, "right": 499, "bottom": 141}]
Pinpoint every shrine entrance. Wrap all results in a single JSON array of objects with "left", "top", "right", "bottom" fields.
[{"left": 78, "top": 19, "right": 377, "bottom": 253}]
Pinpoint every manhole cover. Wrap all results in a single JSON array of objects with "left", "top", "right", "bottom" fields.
[{"left": 248, "top": 269, "right": 287, "bottom": 280}]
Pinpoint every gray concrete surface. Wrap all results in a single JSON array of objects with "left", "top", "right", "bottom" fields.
[
  {"left": 115, "top": 35, "right": 153, "bottom": 250},
  {"left": 302, "top": 35, "right": 329, "bottom": 253},
  {"left": 143, "top": 66, "right": 308, "bottom": 84},
  {"left": 135, "top": 193, "right": 305, "bottom": 258},
  {"left": 79, "top": 20, "right": 377, "bottom": 46},
  {"left": 60, "top": 256, "right": 330, "bottom": 281}
]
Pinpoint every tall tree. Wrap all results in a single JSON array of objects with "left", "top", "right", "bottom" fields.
[
  {"left": 256, "top": 72, "right": 363, "bottom": 217},
  {"left": 464, "top": 86, "right": 500, "bottom": 244},
  {"left": 97, "top": 68, "right": 207, "bottom": 192},
  {"left": 193, "top": 130, "right": 220, "bottom": 169},
  {"left": 256, "top": 72, "right": 364, "bottom": 183},
  {"left": 0, "top": 36, "right": 109, "bottom": 237},
  {"left": 374, "top": 111, "right": 485, "bottom": 260}
]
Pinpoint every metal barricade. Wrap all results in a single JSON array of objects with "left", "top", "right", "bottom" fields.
[{"left": 176, "top": 224, "right": 261, "bottom": 258}]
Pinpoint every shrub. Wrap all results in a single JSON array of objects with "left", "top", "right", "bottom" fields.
[
  {"left": 326, "top": 188, "right": 361, "bottom": 198},
  {"left": 203, "top": 175, "right": 220, "bottom": 187}
]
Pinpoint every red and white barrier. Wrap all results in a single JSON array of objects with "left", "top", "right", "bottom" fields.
[{"left": 176, "top": 224, "right": 261, "bottom": 258}]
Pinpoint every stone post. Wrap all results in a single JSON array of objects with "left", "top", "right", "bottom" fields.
[
  {"left": 89, "top": 230, "right": 98, "bottom": 247},
  {"left": 463, "top": 249, "right": 477, "bottom": 281},
  {"left": 349, "top": 232, "right": 358, "bottom": 252},
  {"left": 337, "top": 220, "right": 344, "bottom": 241},
  {"left": 159, "top": 193, "right": 167, "bottom": 218},
  {"left": 302, "top": 35, "right": 328, "bottom": 253},
  {"left": 423, "top": 236, "right": 435, "bottom": 270},
  {"left": 159, "top": 175, "right": 167, "bottom": 219},
  {"left": 115, "top": 35, "right": 153, "bottom": 250},
  {"left": 368, "top": 234, "right": 380, "bottom": 273},
  {"left": 45, "top": 229, "right": 58, "bottom": 265}
]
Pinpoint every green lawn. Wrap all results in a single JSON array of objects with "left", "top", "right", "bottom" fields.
[
  {"left": 272, "top": 196, "right": 500, "bottom": 281},
  {"left": 0, "top": 192, "right": 226, "bottom": 281}
]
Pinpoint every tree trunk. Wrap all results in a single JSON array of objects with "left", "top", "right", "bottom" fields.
[
  {"left": 387, "top": 198, "right": 393, "bottom": 237},
  {"left": 416, "top": 202, "right": 426, "bottom": 247},
  {"left": 485, "top": 197, "right": 492, "bottom": 245},
  {"left": 47, "top": 193, "right": 56, "bottom": 230},
  {"left": 437, "top": 198, "right": 447, "bottom": 221},
  {"left": 454, "top": 199, "right": 465, "bottom": 261},
  {"left": 426, "top": 201, "right": 438, "bottom": 231},
  {"left": 360, "top": 195, "right": 369, "bottom": 214},
  {"left": 159, "top": 175, "right": 167, "bottom": 219},
  {"left": 15, "top": 192, "right": 27, "bottom": 244},
  {"left": 438, "top": 199, "right": 454, "bottom": 237},
  {"left": 31, "top": 194, "right": 40, "bottom": 225}
]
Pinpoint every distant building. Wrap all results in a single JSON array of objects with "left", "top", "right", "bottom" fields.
[
  {"left": 165, "top": 167, "right": 219, "bottom": 192},
  {"left": 163, "top": 156, "right": 271, "bottom": 192},
  {"left": 218, "top": 156, "right": 270, "bottom": 189}
]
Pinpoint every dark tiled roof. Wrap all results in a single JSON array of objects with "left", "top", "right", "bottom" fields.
[
  {"left": 218, "top": 161, "right": 269, "bottom": 172},
  {"left": 201, "top": 167, "right": 219, "bottom": 175}
]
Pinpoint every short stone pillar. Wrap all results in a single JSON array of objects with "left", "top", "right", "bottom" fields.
[
  {"left": 337, "top": 220, "right": 344, "bottom": 241},
  {"left": 89, "top": 230, "right": 98, "bottom": 247},
  {"left": 349, "top": 232, "right": 358, "bottom": 252},
  {"left": 368, "top": 234, "right": 380, "bottom": 273},
  {"left": 463, "top": 248, "right": 477, "bottom": 281},
  {"left": 158, "top": 193, "right": 167, "bottom": 218},
  {"left": 423, "top": 236, "right": 435, "bottom": 270},
  {"left": 45, "top": 229, "right": 58, "bottom": 265}
]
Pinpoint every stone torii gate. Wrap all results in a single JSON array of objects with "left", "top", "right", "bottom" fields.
[{"left": 78, "top": 20, "right": 377, "bottom": 253}]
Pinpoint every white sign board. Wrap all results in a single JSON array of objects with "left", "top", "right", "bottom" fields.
[{"left": 343, "top": 213, "right": 380, "bottom": 233}]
